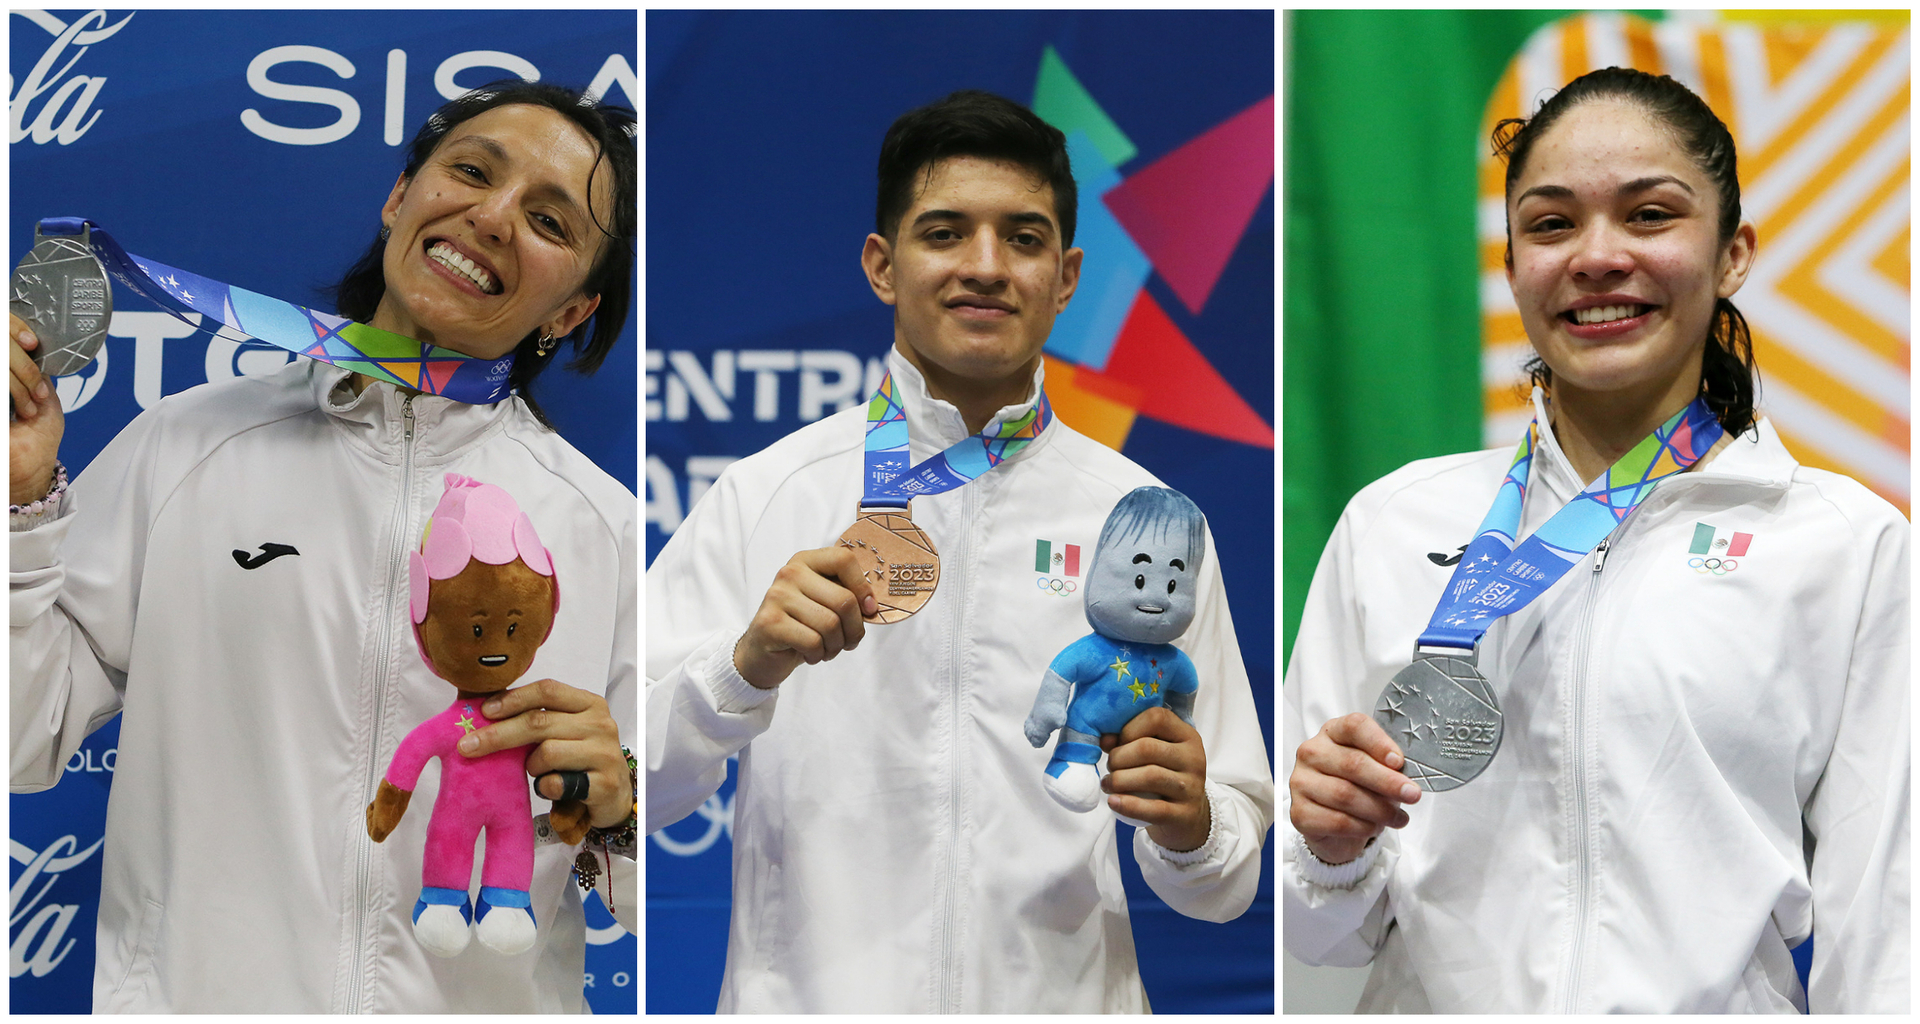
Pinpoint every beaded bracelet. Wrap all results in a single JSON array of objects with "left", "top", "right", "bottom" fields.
[
  {"left": 9, "top": 460, "right": 68, "bottom": 517},
  {"left": 573, "top": 745, "right": 638, "bottom": 914}
]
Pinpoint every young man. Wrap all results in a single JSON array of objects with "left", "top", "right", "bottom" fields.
[{"left": 646, "top": 91, "right": 1272, "bottom": 1012}]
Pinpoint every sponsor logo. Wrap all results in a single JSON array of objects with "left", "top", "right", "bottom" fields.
[
  {"left": 11, "top": 9, "right": 136, "bottom": 147},
  {"left": 10, "top": 834, "right": 106, "bottom": 978},
  {"left": 1427, "top": 544, "right": 1467, "bottom": 567},
  {"left": 232, "top": 542, "right": 299, "bottom": 569}
]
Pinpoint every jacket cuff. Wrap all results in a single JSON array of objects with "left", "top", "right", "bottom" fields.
[
  {"left": 706, "top": 632, "right": 778, "bottom": 714},
  {"left": 1290, "top": 830, "right": 1381, "bottom": 890},
  {"left": 10, "top": 486, "right": 70, "bottom": 534},
  {"left": 1140, "top": 781, "right": 1225, "bottom": 866}
]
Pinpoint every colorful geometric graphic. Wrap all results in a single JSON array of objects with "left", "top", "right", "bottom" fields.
[
  {"left": 863, "top": 372, "right": 1053, "bottom": 500},
  {"left": 1478, "top": 13, "right": 1910, "bottom": 513},
  {"left": 1031, "top": 48, "right": 1274, "bottom": 451},
  {"left": 1428, "top": 399, "right": 1723, "bottom": 645}
]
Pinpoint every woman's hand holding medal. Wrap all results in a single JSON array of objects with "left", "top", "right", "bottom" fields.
[
  {"left": 734, "top": 546, "right": 882, "bottom": 690},
  {"left": 9, "top": 312, "right": 64, "bottom": 507},
  {"left": 1290, "top": 712, "right": 1424, "bottom": 865}
]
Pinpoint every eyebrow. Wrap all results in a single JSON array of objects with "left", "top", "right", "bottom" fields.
[
  {"left": 1132, "top": 553, "right": 1153, "bottom": 564},
  {"left": 1169, "top": 558, "right": 1186, "bottom": 571},
  {"left": 1516, "top": 175, "right": 1695, "bottom": 206},
  {"left": 908, "top": 208, "right": 1057, "bottom": 233}
]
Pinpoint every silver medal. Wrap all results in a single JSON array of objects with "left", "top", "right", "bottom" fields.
[
  {"left": 1374, "top": 647, "right": 1503, "bottom": 792},
  {"left": 11, "top": 224, "right": 112, "bottom": 377}
]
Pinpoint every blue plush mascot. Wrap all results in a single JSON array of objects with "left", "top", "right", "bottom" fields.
[{"left": 1024, "top": 486, "right": 1204, "bottom": 814}]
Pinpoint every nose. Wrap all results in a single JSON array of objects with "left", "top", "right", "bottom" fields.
[
  {"left": 1568, "top": 220, "right": 1634, "bottom": 280},
  {"left": 466, "top": 185, "right": 518, "bottom": 245},
  {"left": 958, "top": 230, "right": 1008, "bottom": 287}
]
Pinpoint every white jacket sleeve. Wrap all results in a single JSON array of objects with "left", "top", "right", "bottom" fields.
[
  {"left": 645, "top": 469, "right": 778, "bottom": 834},
  {"left": 1804, "top": 509, "right": 1909, "bottom": 1013},
  {"left": 1281, "top": 502, "right": 1396, "bottom": 967},
  {"left": 9, "top": 410, "right": 175, "bottom": 792},
  {"left": 1131, "top": 528, "right": 1275, "bottom": 922}
]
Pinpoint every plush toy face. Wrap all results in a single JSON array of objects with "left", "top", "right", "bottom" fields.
[
  {"left": 1084, "top": 527, "right": 1199, "bottom": 645},
  {"left": 417, "top": 557, "right": 557, "bottom": 693}
]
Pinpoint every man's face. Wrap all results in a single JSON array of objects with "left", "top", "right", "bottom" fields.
[{"left": 863, "top": 156, "right": 1082, "bottom": 396}]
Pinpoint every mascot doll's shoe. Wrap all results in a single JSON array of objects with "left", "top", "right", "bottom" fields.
[
  {"left": 1043, "top": 760, "right": 1104, "bottom": 812},
  {"left": 475, "top": 887, "right": 537, "bottom": 955},
  {"left": 412, "top": 886, "right": 473, "bottom": 957}
]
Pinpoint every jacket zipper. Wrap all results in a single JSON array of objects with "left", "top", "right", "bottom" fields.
[
  {"left": 936, "top": 484, "right": 974, "bottom": 1013},
  {"left": 348, "top": 394, "right": 415, "bottom": 1013},
  {"left": 1559, "top": 537, "right": 1607, "bottom": 1012}
]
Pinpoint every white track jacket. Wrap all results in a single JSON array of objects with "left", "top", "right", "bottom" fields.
[
  {"left": 1283, "top": 397, "right": 1909, "bottom": 1013},
  {"left": 647, "top": 351, "right": 1275, "bottom": 1013},
  {"left": 11, "top": 361, "right": 637, "bottom": 1012}
]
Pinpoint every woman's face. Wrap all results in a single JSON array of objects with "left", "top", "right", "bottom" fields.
[
  {"left": 374, "top": 103, "right": 612, "bottom": 360},
  {"left": 1506, "top": 99, "right": 1755, "bottom": 408}
]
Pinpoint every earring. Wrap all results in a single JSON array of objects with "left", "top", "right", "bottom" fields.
[
  {"left": 379, "top": 224, "right": 390, "bottom": 241},
  {"left": 536, "top": 331, "right": 556, "bottom": 356}
]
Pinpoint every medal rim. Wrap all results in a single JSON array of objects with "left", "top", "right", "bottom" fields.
[{"left": 12, "top": 235, "right": 111, "bottom": 378}]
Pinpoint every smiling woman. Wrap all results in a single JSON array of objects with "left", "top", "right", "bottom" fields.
[
  {"left": 331, "top": 80, "right": 636, "bottom": 426},
  {"left": 1283, "top": 66, "right": 1908, "bottom": 1013},
  {"left": 8, "top": 78, "right": 638, "bottom": 1012}
]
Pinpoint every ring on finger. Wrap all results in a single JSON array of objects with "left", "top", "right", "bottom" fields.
[{"left": 542, "top": 770, "right": 590, "bottom": 802}]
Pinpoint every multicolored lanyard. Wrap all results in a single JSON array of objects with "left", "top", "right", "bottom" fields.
[
  {"left": 39, "top": 217, "right": 514, "bottom": 404},
  {"left": 1419, "top": 397, "right": 1725, "bottom": 652},
  {"left": 861, "top": 370, "right": 1052, "bottom": 508}
]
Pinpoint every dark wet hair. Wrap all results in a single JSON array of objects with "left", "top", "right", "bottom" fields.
[
  {"left": 1493, "top": 66, "right": 1757, "bottom": 438},
  {"left": 1094, "top": 487, "right": 1207, "bottom": 575},
  {"left": 875, "top": 89, "right": 1078, "bottom": 247},
  {"left": 330, "top": 79, "right": 635, "bottom": 427}
]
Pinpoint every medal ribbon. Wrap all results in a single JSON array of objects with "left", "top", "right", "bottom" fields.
[
  {"left": 862, "top": 371, "right": 1051, "bottom": 508},
  {"left": 1419, "top": 396, "right": 1724, "bottom": 651},
  {"left": 38, "top": 217, "right": 514, "bottom": 404}
]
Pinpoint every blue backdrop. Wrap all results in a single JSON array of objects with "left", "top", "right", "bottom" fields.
[
  {"left": 645, "top": 9, "right": 1276, "bottom": 1013},
  {"left": 8, "top": 9, "right": 635, "bottom": 1012}
]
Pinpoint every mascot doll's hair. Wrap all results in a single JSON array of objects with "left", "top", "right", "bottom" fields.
[{"left": 407, "top": 474, "right": 560, "bottom": 672}]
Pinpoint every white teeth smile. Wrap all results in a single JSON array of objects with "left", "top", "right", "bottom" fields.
[
  {"left": 1571, "top": 304, "right": 1648, "bottom": 325},
  {"left": 427, "top": 242, "right": 498, "bottom": 295}
]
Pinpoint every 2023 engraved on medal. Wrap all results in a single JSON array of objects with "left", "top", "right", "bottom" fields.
[
  {"left": 1374, "top": 654, "right": 1504, "bottom": 792},
  {"left": 837, "top": 507, "right": 940, "bottom": 624}
]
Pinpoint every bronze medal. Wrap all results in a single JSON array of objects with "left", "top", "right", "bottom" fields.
[{"left": 837, "top": 506, "right": 940, "bottom": 623}]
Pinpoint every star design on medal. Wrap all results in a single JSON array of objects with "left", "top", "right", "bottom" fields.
[{"left": 1381, "top": 696, "right": 1408, "bottom": 722}]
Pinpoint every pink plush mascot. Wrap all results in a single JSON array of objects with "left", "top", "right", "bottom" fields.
[{"left": 365, "top": 474, "right": 568, "bottom": 958}]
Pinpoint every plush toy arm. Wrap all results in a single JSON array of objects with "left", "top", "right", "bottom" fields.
[
  {"left": 550, "top": 800, "right": 592, "bottom": 845},
  {"left": 1165, "top": 688, "right": 1196, "bottom": 725},
  {"left": 366, "top": 779, "right": 413, "bottom": 842},
  {"left": 1025, "top": 668, "right": 1073, "bottom": 747}
]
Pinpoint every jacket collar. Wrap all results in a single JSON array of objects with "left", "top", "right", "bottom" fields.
[
  {"left": 1526, "top": 386, "right": 1797, "bottom": 501},
  {"left": 885, "top": 346, "right": 1052, "bottom": 460},
  {"left": 308, "top": 361, "right": 512, "bottom": 459}
]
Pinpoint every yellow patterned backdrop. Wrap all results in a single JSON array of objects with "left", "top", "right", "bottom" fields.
[{"left": 1479, "top": 12, "right": 1910, "bottom": 513}]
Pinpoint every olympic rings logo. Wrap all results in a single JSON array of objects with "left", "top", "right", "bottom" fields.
[
  {"left": 1688, "top": 556, "right": 1738, "bottom": 575},
  {"left": 1036, "top": 576, "right": 1079, "bottom": 595}
]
